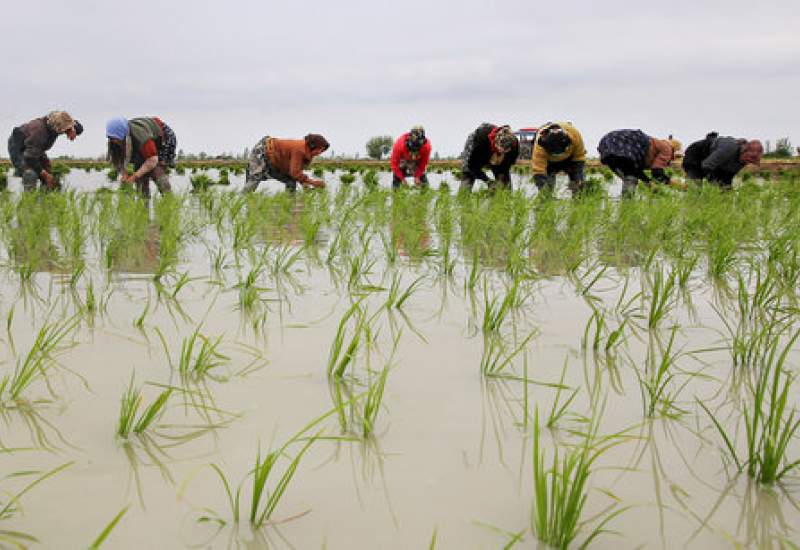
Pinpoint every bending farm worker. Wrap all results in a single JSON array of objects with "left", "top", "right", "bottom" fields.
[
  {"left": 106, "top": 117, "right": 176, "bottom": 198},
  {"left": 391, "top": 126, "right": 431, "bottom": 189},
  {"left": 242, "top": 133, "right": 329, "bottom": 193},
  {"left": 682, "top": 133, "right": 763, "bottom": 189},
  {"left": 459, "top": 123, "right": 519, "bottom": 192},
  {"left": 7, "top": 111, "right": 83, "bottom": 191},
  {"left": 597, "top": 129, "right": 681, "bottom": 196},
  {"left": 531, "top": 122, "right": 586, "bottom": 196}
]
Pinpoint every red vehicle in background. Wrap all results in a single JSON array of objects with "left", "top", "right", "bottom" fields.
[{"left": 514, "top": 127, "right": 538, "bottom": 160}]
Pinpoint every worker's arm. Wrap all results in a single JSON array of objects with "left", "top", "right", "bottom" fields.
[
  {"left": 390, "top": 138, "right": 405, "bottom": 180},
  {"left": 414, "top": 141, "right": 431, "bottom": 180}
]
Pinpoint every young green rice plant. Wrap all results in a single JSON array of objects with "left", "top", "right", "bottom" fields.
[
  {"left": 642, "top": 266, "right": 679, "bottom": 331},
  {"left": 203, "top": 414, "right": 332, "bottom": 529},
  {"left": 117, "top": 375, "right": 173, "bottom": 439},
  {"left": 271, "top": 244, "right": 303, "bottom": 276},
  {"left": 481, "top": 278, "right": 520, "bottom": 336},
  {"left": 0, "top": 315, "right": 79, "bottom": 403},
  {"left": 637, "top": 327, "right": 691, "bottom": 418},
  {"left": 546, "top": 360, "right": 579, "bottom": 430},
  {"left": 699, "top": 328, "right": 800, "bottom": 484},
  {"left": 340, "top": 173, "right": 356, "bottom": 186},
  {"left": 327, "top": 300, "right": 369, "bottom": 378},
  {"left": 234, "top": 263, "right": 269, "bottom": 315},
  {"left": 480, "top": 331, "right": 536, "bottom": 378},
  {"left": 362, "top": 365, "right": 390, "bottom": 438},
  {"left": 383, "top": 272, "right": 425, "bottom": 310},
  {"left": 582, "top": 309, "right": 607, "bottom": 353},
  {"left": 176, "top": 328, "right": 229, "bottom": 380},
  {"left": 530, "top": 410, "right": 627, "bottom": 549},
  {"left": 362, "top": 169, "right": 380, "bottom": 188}
]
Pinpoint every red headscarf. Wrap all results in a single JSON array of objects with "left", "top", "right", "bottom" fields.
[{"left": 740, "top": 140, "right": 764, "bottom": 165}]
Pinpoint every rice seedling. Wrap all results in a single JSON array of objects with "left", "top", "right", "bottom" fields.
[
  {"left": 327, "top": 300, "right": 369, "bottom": 378},
  {"left": 699, "top": 328, "right": 800, "bottom": 484},
  {"left": 383, "top": 272, "right": 425, "bottom": 310},
  {"left": 0, "top": 315, "right": 79, "bottom": 403},
  {"left": 362, "top": 365, "right": 390, "bottom": 438},
  {"left": 642, "top": 266, "right": 679, "bottom": 331},
  {"left": 117, "top": 375, "right": 173, "bottom": 438},
  {"left": 547, "top": 360, "right": 580, "bottom": 429},
  {"left": 176, "top": 328, "right": 229, "bottom": 380},
  {"left": 203, "top": 415, "right": 331, "bottom": 528},
  {"left": 581, "top": 308, "right": 628, "bottom": 355},
  {"left": 481, "top": 278, "right": 520, "bottom": 336},
  {"left": 530, "top": 410, "right": 627, "bottom": 549},
  {"left": 637, "top": 327, "right": 691, "bottom": 418},
  {"left": 480, "top": 331, "right": 536, "bottom": 378}
]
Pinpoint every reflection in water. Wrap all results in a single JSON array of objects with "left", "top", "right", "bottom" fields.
[
  {"left": 0, "top": 402, "right": 77, "bottom": 451},
  {"left": 111, "top": 222, "right": 161, "bottom": 277}
]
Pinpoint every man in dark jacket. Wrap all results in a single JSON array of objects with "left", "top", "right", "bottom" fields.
[
  {"left": 683, "top": 133, "right": 763, "bottom": 189},
  {"left": 7, "top": 111, "right": 83, "bottom": 191},
  {"left": 459, "top": 123, "right": 519, "bottom": 192}
]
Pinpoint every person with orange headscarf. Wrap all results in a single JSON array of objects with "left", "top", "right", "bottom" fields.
[{"left": 597, "top": 129, "right": 682, "bottom": 196}]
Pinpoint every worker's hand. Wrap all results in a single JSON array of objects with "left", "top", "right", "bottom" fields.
[
  {"left": 41, "top": 171, "right": 56, "bottom": 189},
  {"left": 414, "top": 177, "right": 423, "bottom": 187},
  {"left": 121, "top": 173, "right": 136, "bottom": 184},
  {"left": 306, "top": 179, "right": 325, "bottom": 189}
]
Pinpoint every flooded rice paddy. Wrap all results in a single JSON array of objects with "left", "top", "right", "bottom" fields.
[{"left": 1, "top": 167, "right": 800, "bottom": 549}]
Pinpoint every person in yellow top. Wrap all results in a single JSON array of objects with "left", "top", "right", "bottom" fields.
[{"left": 531, "top": 121, "right": 586, "bottom": 196}]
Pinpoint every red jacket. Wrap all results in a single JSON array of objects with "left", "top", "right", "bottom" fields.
[{"left": 391, "top": 133, "right": 431, "bottom": 179}]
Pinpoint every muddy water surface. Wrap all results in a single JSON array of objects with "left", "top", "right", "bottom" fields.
[{"left": 0, "top": 176, "right": 798, "bottom": 549}]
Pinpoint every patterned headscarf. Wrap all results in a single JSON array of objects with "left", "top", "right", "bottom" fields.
[
  {"left": 46, "top": 111, "right": 76, "bottom": 133},
  {"left": 492, "top": 125, "right": 516, "bottom": 153},
  {"left": 106, "top": 117, "right": 129, "bottom": 140},
  {"left": 740, "top": 140, "right": 764, "bottom": 165},
  {"left": 538, "top": 125, "right": 571, "bottom": 155},
  {"left": 405, "top": 126, "right": 427, "bottom": 152}
]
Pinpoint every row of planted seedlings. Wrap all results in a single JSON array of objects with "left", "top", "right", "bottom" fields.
[{"left": 1, "top": 176, "right": 800, "bottom": 546}]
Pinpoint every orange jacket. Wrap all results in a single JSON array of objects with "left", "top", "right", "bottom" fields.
[{"left": 268, "top": 138, "right": 314, "bottom": 185}]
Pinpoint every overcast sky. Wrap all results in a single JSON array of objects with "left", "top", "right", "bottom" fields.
[{"left": 1, "top": 0, "right": 798, "bottom": 159}]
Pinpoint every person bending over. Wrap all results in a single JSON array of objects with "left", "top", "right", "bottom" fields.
[
  {"left": 531, "top": 122, "right": 586, "bottom": 197},
  {"left": 106, "top": 116, "right": 176, "bottom": 197},
  {"left": 460, "top": 123, "right": 519, "bottom": 192},
  {"left": 682, "top": 133, "right": 763, "bottom": 189},
  {"left": 598, "top": 129, "right": 681, "bottom": 196},
  {"left": 7, "top": 111, "right": 83, "bottom": 191},
  {"left": 243, "top": 133, "right": 329, "bottom": 193},
  {"left": 391, "top": 126, "right": 431, "bottom": 189}
]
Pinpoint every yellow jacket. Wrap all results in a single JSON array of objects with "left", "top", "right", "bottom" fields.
[{"left": 531, "top": 122, "right": 586, "bottom": 175}]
